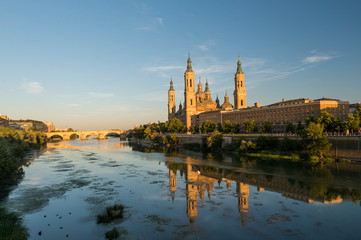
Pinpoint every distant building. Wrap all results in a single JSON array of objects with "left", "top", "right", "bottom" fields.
[
  {"left": 349, "top": 103, "right": 360, "bottom": 114},
  {"left": 168, "top": 54, "right": 349, "bottom": 133},
  {"left": 0, "top": 114, "right": 9, "bottom": 127},
  {"left": 44, "top": 121, "right": 55, "bottom": 132},
  {"left": 9, "top": 119, "right": 48, "bottom": 132}
]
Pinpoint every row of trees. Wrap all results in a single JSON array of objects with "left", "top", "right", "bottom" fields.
[
  {"left": 0, "top": 127, "right": 47, "bottom": 178},
  {"left": 129, "top": 104, "right": 361, "bottom": 138},
  {"left": 285, "top": 106, "right": 361, "bottom": 134},
  {"left": 0, "top": 127, "right": 47, "bottom": 240},
  {"left": 128, "top": 118, "right": 337, "bottom": 164}
]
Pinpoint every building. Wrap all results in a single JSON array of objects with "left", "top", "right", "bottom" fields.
[
  {"left": 9, "top": 119, "right": 48, "bottom": 132},
  {"left": 349, "top": 103, "right": 360, "bottom": 114},
  {"left": 0, "top": 114, "right": 9, "bottom": 127},
  {"left": 44, "top": 121, "right": 55, "bottom": 132},
  {"left": 168, "top": 54, "right": 349, "bottom": 133}
]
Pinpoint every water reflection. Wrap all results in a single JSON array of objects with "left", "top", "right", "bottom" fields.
[
  {"left": 166, "top": 156, "right": 361, "bottom": 226},
  {"left": 3, "top": 139, "right": 361, "bottom": 239}
]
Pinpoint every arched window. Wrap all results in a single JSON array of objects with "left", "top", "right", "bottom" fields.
[
  {"left": 241, "top": 100, "right": 243, "bottom": 106},
  {"left": 241, "top": 81, "right": 243, "bottom": 87},
  {"left": 190, "top": 79, "right": 192, "bottom": 88},
  {"left": 190, "top": 99, "right": 193, "bottom": 105}
]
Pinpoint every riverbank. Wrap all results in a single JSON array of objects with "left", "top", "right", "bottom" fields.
[
  {"left": 0, "top": 127, "right": 46, "bottom": 240},
  {"left": 129, "top": 133, "right": 361, "bottom": 163}
]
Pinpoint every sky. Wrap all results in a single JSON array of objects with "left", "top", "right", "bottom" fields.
[{"left": 0, "top": 0, "right": 360, "bottom": 130}]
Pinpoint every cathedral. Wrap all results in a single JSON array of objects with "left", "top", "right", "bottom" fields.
[
  {"left": 168, "top": 54, "right": 349, "bottom": 132},
  {"left": 168, "top": 53, "right": 246, "bottom": 128}
]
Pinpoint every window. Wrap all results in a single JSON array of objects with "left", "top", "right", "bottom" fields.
[
  {"left": 190, "top": 79, "right": 192, "bottom": 87},
  {"left": 241, "top": 100, "right": 243, "bottom": 106},
  {"left": 190, "top": 99, "right": 193, "bottom": 105},
  {"left": 241, "top": 81, "right": 243, "bottom": 87}
]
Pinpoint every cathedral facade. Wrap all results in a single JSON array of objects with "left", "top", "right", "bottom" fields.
[
  {"left": 168, "top": 54, "right": 349, "bottom": 132},
  {"left": 168, "top": 54, "right": 246, "bottom": 129}
]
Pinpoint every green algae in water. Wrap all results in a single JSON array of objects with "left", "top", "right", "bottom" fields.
[{"left": 97, "top": 204, "right": 125, "bottom": 224}]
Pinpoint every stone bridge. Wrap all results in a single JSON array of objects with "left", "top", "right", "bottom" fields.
[{"left": 46, "top": 130, "right": 124, "bottom": 141}]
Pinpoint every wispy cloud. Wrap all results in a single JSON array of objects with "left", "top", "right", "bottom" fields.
[
  {"left": 136, "top": 17, "right": 164, "bottom": 31},
  {"left": 197, "top": 40, "right": 216, "bottom": 51},
  {"left": 143, "top": 65, "right": 184, "bottom": 79},
  {"left": 144, "top": 65, "right": 183, "bottom": 72},
  {"left": 89, "top": 92, "right": 115, "bottom": 98},
  {"left": 303, "top": 55, "right": 335, "bottom": 63},
  {"left": 156, "top": 17, "right": 163, "bottom": 24},
  {"left": 21, "top": 81, "right": 44, "bottom": 94},
  {"left": 302, "top": 50, "right": 338, "bottom": 64}
]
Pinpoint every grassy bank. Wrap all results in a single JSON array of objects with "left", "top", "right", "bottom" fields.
[
  {"left": 0, "top": 207, "right": 28, "bottom": 240},
  {"left": 0, "top": 127, "right": 46, "bottom": 178},
  {"left": 0, "top": 127, "right": 46, "bottom": 240}
]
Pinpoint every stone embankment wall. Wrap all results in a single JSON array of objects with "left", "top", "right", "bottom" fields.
[{"left": 165, "top": 134, "right": 361, "bottom": 160}]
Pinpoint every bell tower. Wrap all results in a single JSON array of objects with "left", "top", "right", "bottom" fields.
[
  {"left": 233, "top": 55, "right": 247, "bottom": 109},
  {"left": 168, "top": 78, "right": 176, "bottom": 118},
  {"left": 184, "top": 53, "right": 197, "bottom": 128}
]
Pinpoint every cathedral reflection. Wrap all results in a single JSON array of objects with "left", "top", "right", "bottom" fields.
[
  {"left": 168, "top": 160, "right": 251, "bottom": 226},
  {"left": 167, "top": 160, "right": 348, "bottom": 227}
]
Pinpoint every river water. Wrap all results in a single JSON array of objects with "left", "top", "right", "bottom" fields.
[{"left": 2, "top": 138, "right": 361, "bottom": 239}]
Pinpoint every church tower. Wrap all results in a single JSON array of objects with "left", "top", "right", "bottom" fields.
[
  {"left": 168, "top": 78, "right": 176, "bottom": 117},
  {"left": 184, "top": 53, "right": 197, "bottom": 128},
  {"left": 233, "top": 55, "right": 247, "bottom": 109}
]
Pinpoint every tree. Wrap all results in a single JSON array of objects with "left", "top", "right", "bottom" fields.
[
  {"left": 333, "top": 117, "right": 345, "bottom": 134},
  {"left": 189, "top": 125, "right": 199, "bottom": 134},
  {"left": 296, "top": 120, "right": 304, "bottom": 135},
  {"left": 354, "top": 103, "right": 361, "bottom": 117},
  {"left": 202, "top": 130, "right": 223, "bottom": 152},
  {"left": 223, "top": 120, "right": 233, "bottom": 133},
  {"left": 260, "top": 120, "right": 272, "bottom": 133},
  {"left": 317, "top": 111, "right": 335, "bottom": 132},
  {"left": 67, "top": 128, "right": 75, "bottom": 132},
  {"left": 201, "top": 120, "right": 216, "bottom": 133},
  {"left": 286, "top": 122, "right": 295, "bottom": 134},
  {"left": 216, "top": 122, "right": 223, "bottom": 132},
  {"left": 302, "top": 122, "right": 331, "bottom": 160},
  {"left": 27, "top": 127, "right": 35, "bottom": 132},
  {"left": 232, "top": 123, "right": 241, "bottom": 133},
  {"left": 165, "top": 118, "right": 185, "bottom": 132},
  {"left": 345, "top": 114, "right": 360, "bottom": 133},
  {"left": 305, "top": 116, "right": 317, "bottom": 126},
  {"left": 243, "top": 120, "right": 257, "bottom": 133}
]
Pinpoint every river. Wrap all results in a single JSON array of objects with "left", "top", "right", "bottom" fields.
[{"left": 2, "top": 138, "right": 361, "bottom": 239}]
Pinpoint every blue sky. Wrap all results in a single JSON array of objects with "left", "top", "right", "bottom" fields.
[{"left": 1, "top": 0, "right": 360, "bottom": 130}]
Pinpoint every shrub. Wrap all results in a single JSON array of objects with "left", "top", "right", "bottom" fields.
[
  {"left": 281, "top": 137, "right": 295, "bottom": 151},
  {"left": 162, "top": 133, "right": 178, "bottom": 148},
  {"left": 201, "top": 120, "right": 216, "bottom": 134},
  {"left": 255, "top": 136, "right": 279, "bottom": 150},
  {"left": 202, "top": 131, "right": 223, "bottom": 152},
  {"left": 239, "top": 140, "right": 257, "bottom": 151}
]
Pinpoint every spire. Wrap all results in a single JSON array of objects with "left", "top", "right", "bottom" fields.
[
  {"left": 237, "top": 54, "right": 243, "bottom": 74},
  {"left": 221, "top": 90, "right": 233, "bottom": 110},
  {"left": 169, "top": 77, "right": 174, "bottom": 91},
  {"left": 186, "top": 52, "right": 193, "bottom": 72},
  {"left": 204, "top": 77, "right": 210, "bottom": 92},
  {"left": 197, "top": 77, "right": 203, "bottom": 93},
  {"left": 179, "top": 101, "right": 182, "bottom": 110},
  {"left": 224, "top": 90, "right": 230, "bottom": 103},
  {"left": 215, "top": 94, "right": 220, "bottom": 108}
]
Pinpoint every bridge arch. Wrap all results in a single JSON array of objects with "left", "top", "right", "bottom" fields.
[{"left": 46, "top": 130, "right": 124, "bottom": 141}]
